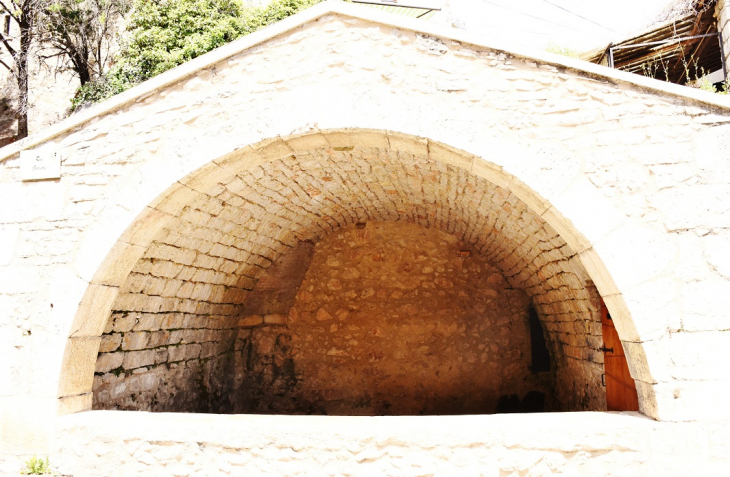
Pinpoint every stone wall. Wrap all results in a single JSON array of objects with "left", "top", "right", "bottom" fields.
[{"left": 241, "top": 222, "right": 552, "bottom": 415}]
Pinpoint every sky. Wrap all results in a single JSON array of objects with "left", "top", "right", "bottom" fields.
[{"left": 438, "top": 0, "right": 678, "bottom": 52}]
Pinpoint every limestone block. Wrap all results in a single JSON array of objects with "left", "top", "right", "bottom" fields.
[
  {"left": 550, "top": 177, "right": 625, "bottom": 247},
  {"left": 148, "top": 331, "right": 170, "bottom": 348},
  {"left": 123, "top": 350, "right": 156, "bottom": 370},
  {"left": 68, "top": 284, "right": 119, "bottom": 338},
  {"left": 643, "top": 380, "right": 730, "bottom": 421},
  {"left": 323, "top": 129, "right": 390, "bottom": 150},
  {"left": 542, "top": 207, "right": 590, "bottom": 255},
  {"left": 214, "top": 146, "right": 267, "bottom": 176},
  {"left": 57, "top": 392, "right": 92, "bottom": 415},
  {"left": 614, "top": 278, "right": 682, "bottom": 342},
  {"left": 239, "top": 315, "right": 263, "bottom": 327},
  {"left": 681, "top": 280, "right": 730, "bottom": 331},
  {"left": 99, "top": 334, "right": 122, "bottom": 353},
  {"left": 184, "top": 344, "right": 202, "bottom": 360},
  {"left": 578, "top": 248, "right": 620, "bottom": 297},
  {"left": 48, "top": 269, "right": 90, "bottom": 335},
  {"left": 622, "top": 336, "right": 670, "bottom": 384},
  {"left": 702, "top": 232, "right": 730, "bottom": 279},
  {"left": 73, "top": 205, "right": 144, "bottom": 282},
  {"left": 133, "top": 313, "right": 162, "bottom": 332},
  {"left": 90, "top": 241, "right": 146, "bottom": 287},
  {"left": 283, "top": 131, "right": 330, "bottom": 152},
  {"left": 179, "top": 162, "right": 237, "bottom": 195},
  {"left": 149, "top": 182, "right": 207, "bottom": 216},
  {"left": 386, "top": 131, "right": 428, "bottom": 157},
  {"left": 669, "top": 331, "right": 730, "bottom": 380},
  {"left": 119, "top": 207, "right": 174, "bottom": 248},
  {"left": 168, "top": 345, "right": 186, "bottom": 362},
  {"left": 200, "top": 342, "right": 217, "bottom": 359},
  {"left": 122, "top": 332, "right": 150, "bottom": 351},
  {"left": 58, "top": 336, "right": 102, "bottom": 398},
  {"left": 264, "top": 314, "right": 287, "bottom": 325},
  {"left": 95, "top": 352, "right": 123, "bottom": 373},
  {"left": 652, "top": 184, "right": 730, "bottom": 230},
  {"left": 0, "top": 266, "right": 42, "bottom": 294},
  {"left": 427, "top": 140, "right": 473, "bottom": 171},
  {"left": 252, "top": 136, "right": 296, "bottom": 162},
  {"left": 592, "top": 222, "right": 678, "bottom": 292}
]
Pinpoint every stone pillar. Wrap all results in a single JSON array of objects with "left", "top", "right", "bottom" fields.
[{"left": 716, "top": 0, "right": 730, "bottom": 82}]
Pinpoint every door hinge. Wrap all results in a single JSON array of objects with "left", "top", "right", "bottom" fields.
[
  {"left": 601, "top": 374, "right": 606, "bottom": 387},
  {"left": 600, "top": 345, "right": 614, "bottom": 354}
]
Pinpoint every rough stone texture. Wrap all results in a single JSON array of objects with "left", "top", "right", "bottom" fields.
[
  {"left": 241, "top": 240, "right": 315, "bottom": 315},
  {"left": 1, "top": 0, "right": 730, "bottom": 467},
  {"left": 240, "top": 222, "right": 552, "bottom": 415},
  {"left": 50, "top": 411, "right": 730, "bottom": 477}
]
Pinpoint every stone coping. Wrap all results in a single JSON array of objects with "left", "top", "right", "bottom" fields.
[
  {"left": 60, "top": 410, "right": 656, "bottom": 446},
  {"left": 3, "top": 0, "right": 730, "bottom": 163},
  {"left": 55, "top": 410, "right": 728, "bottom": 458}
]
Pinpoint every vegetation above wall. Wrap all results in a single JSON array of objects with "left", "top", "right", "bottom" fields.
[{"left": 71, "top": 0, "right": 323, "bottom": 110}]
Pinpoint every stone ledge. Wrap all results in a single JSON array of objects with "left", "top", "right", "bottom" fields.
[{"left": 52, "top": 411, "right": 730, "bottom": 476}]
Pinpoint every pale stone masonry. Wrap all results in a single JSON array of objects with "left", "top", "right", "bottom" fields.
[{"left": 0, "top": 1, "right": 729, "bottom": 474}]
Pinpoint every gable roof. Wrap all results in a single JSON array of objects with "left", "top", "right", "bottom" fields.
[{"left": 3, "top": 0, "right": 730, "bottom": 162}]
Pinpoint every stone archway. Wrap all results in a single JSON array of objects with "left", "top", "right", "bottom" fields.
[{"left": 57, "top": 129, "right": 655, "bottom": 417}]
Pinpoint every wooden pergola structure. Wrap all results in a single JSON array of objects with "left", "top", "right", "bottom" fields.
[{"left": 582, "top": 0, "right": 724, "bottom": 85}]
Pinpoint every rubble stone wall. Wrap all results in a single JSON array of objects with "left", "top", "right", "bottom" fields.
[{"left": 224, "top": 222, "right": 552, "bottom": 416}]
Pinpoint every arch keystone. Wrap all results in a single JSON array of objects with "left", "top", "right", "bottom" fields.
[
  {"left": 282, "top": 131, "right": 330, "bottom": 152},
  {"left": 322, "top": 128, "right": 389, "bottom": 149},
  {"left": 428, "top": 139, "right": 474, "bottom": 171},
  {"left": 386, "top": 131, "right": 428, "bottom": 157},
  {"left": 251, "top": 136, "right": 295, "bottom": 161}
]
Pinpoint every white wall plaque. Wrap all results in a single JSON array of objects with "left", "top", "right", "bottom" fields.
[{"left": 20, "top": 150, "right": 62, "bottom": 181}]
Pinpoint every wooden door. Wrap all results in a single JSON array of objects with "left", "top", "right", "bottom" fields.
[{"left": 601, "top": 300, "right": 639, "bottom": 411}]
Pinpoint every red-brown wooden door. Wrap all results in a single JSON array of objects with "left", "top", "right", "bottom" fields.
[{"left": 601, "top": 300, "right": 639, "bottom": 411}]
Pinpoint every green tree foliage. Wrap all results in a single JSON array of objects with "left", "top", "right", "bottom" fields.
[
  {"left": 43, "top": 0, "right": 131, "bottom": 85},
  {"left": 72, "top": 0, "right": 321, "bottom": 110}
]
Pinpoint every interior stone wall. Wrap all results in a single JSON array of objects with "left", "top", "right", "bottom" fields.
[
  {"left": 92, "top": 146, "right": 606, "bottom": 414},
  {"left": 239, "top": 221, "right": 551, "bottom": 415}
]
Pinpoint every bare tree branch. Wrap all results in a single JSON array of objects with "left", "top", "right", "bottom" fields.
[
  {"left": 0, "top": 0, "right": 21, "bottom": 24},
  {"left": 0, "top": 56, "right": 13, "bottom": 71},
  {"left": 0, "top": 31, "right": 17, "bottom": 57}
]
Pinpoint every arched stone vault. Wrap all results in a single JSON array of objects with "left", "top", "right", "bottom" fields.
[{"left": 59, "top": 129, "right": 649, "bottom": 416}]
